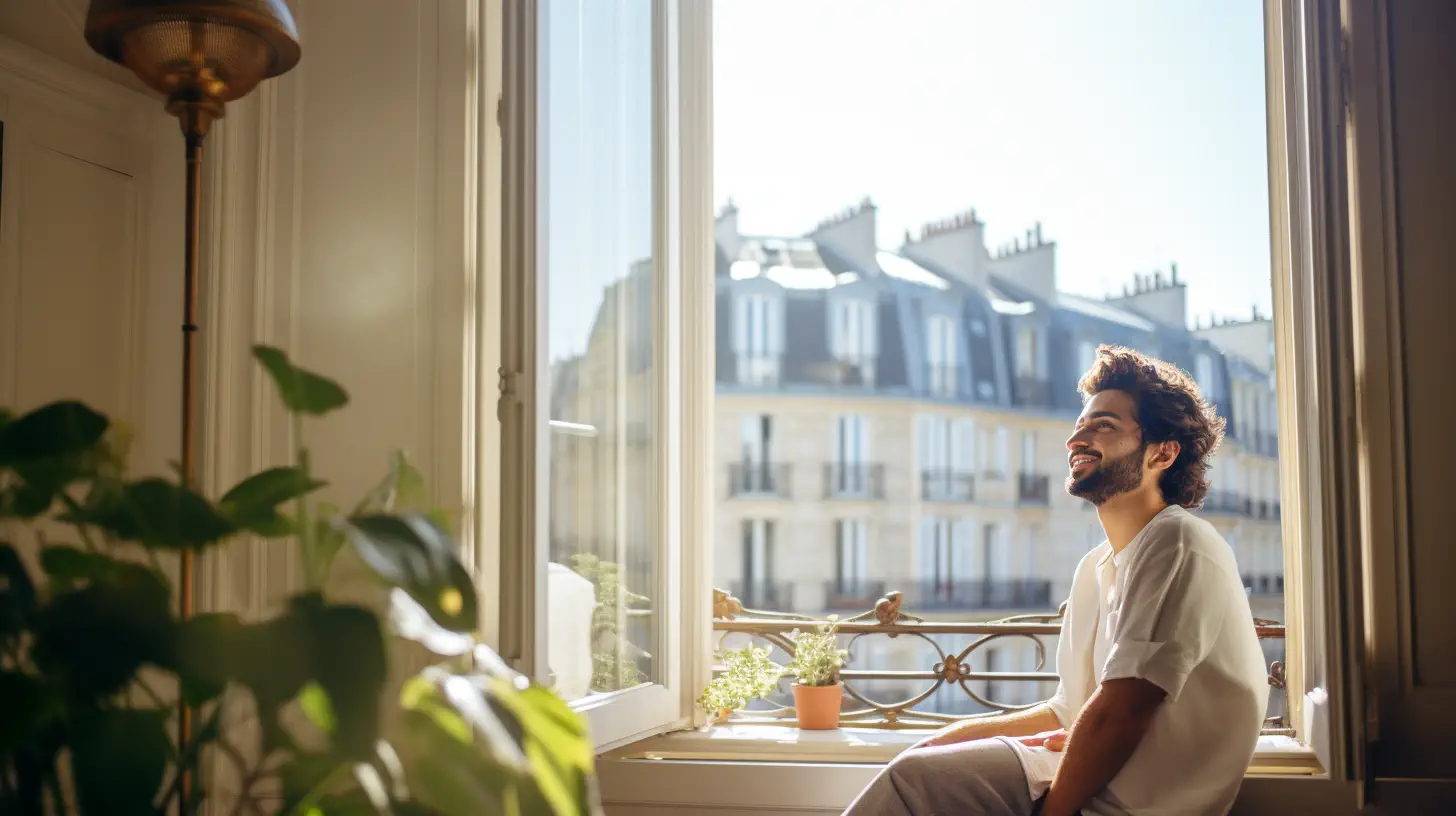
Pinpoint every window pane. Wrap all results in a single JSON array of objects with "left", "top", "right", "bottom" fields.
[
  {"left": 712, "top": 0, "right": 1287, "bottom": 730},
  {"left": 542, "top": 0, "right": 656, "bottom": 703}
]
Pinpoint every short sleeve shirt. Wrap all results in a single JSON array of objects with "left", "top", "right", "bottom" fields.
[{"left": 1001, "top": 506, "right": 1270, "bottom": 815}]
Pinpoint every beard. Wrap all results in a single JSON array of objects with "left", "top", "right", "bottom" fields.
[{"left": 1066, "top": 444, "right": 1148, "bottom": 506}]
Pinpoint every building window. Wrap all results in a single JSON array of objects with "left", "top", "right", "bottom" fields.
[
  {"left": 741, "top": 519, "right": 776, "bottom": 600},
  {"left": 918, "top": 414, "right": 976, "bottom": 499},
  {"left": 926, "top": 314, "right": 958, "bottom": 396},
  {"left": 830, "top": 298, "right": 875, "bottom": 362},
  {"left": 834, "top": 519, "right": 869, "bottom": 590},
  {"left": 1077, "top": 340, "right": 1097, "bottom": 375},
  {"left": 1194, "top": 352, "right": 1215, "bottom": 397},
  {"left": 1016, "top": 326, "right": 1039, "bottom": 377},
  {"left": 919, "top": 517, "right": 974, "bottom": 588},
  {"left": 736, "top": 414, "right": 776, "bottom": 494},
  {"left": 734, "top": 293, "right": 780, "bottom": 384}
]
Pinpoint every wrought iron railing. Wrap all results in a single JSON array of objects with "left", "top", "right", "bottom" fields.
[
  {"left": 1017, "top": 472, "right": 1051, "bottom": 505},
  {"left": 915, "top": 579, "right": 1053, "bottom": 610},
  {"left": 1014, "top": 376, "right": 1053, "bottom": 408},
  {"left": 824, "top": 463, "right": 886, "bottom": 499},
  {"left": 921, "top": 468, "right": 974, "bottom": 501},
  {"left": 727, "top": 462, "right": 792, "bottom": 498},
  {"left": 711, "top": 586, "right": 1290, "bottom": 736}
]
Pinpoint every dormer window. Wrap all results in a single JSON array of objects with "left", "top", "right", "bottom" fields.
[
  {"left": 926, "top": 314, "right": 959, "bottom": 397},
  {"left": 829, "top": 297, "right": 877, "bottom": 385},
  {"left": 733, "top": 292, "right": 781, "bottom": 385}
]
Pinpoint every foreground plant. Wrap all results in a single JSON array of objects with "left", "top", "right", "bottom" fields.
[
  {"left": 0, "top": 346, "right": 598, "bottom": 815},
  {"left": 786, "top": 615, "right": 848, "bottom": 687}
]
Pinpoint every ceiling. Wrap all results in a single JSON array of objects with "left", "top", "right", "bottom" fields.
[{"left": 0, "top": 0, "right": 154, "bottom": 95}]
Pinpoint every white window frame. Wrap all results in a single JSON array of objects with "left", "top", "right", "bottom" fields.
[
  {"left": 497, "top": 0, "right": 712, "bottom": 751},
  {"left": 834, "top": 518, "right": 869, "bottom": 588}
]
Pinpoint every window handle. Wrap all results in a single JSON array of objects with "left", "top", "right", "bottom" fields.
[{"left": 549, "top": 420, "right": 598, "bottom": 438}]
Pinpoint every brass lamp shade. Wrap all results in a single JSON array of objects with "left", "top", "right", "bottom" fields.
[{"left": 85, "top": 0, "right": 300, "bottom": 132}]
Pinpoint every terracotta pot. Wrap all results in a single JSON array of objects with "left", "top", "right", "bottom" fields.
[{"left": 792, "top": 682, "right": 842, "bottom": 730}]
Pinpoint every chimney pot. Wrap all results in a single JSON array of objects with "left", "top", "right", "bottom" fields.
[{"left": 1170, "top": 262, "right": 1179, "bottom": 284}]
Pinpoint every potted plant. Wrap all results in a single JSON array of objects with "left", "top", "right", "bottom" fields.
[
  {"left": 786, "top": 615, "right": 849, "bottom": 730},
  {"left": 696, "top": 645, "right": 783, "bottom": 722},
  {"left": 0, "top": 346, "right": 599, "bottom": 815}
]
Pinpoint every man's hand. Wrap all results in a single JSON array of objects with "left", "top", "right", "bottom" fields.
[
  {"left": 1015, "top": 728, "right": 1068, "bottom": 752},
  {"left": 907, "top": 704, "right": 1064, "bottom": 750}
]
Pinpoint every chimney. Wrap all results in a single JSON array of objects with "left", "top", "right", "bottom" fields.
[
  {"left": 1154, "top": 270, "right": 1165, "bottom": 288},
  {"left": 1170, "top": 262, "right": 1179, "bottom": 285}
]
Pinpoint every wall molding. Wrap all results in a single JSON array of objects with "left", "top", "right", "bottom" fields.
[{"left": 0, "top": 34, "right": 155, "bottom": 131}]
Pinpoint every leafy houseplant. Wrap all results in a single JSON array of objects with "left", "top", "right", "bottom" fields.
[
  {"left": 0, "top": 346, "right": 599, "bottom": 815},
  {"left": 785, "top": 616, "right": 848, "bottom": 730},
  {"left": 696, "top": 646, "right": 783, "bottom": 722},
  {"left": 567, "top": 554, "right": 648, "bottom": 693}
]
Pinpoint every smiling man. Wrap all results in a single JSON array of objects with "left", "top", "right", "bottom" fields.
[{"left": 843, "top": 346, "right": 1268, "bottom": 816}]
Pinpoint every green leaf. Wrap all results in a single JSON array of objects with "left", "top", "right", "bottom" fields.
[
  {"left": 394, "top": 708, "right": 512, "bottom": 816},
  {"left": 70, "top": 708, "right": 169, "bottom": 814},
  {"left": 298, "top": 681, "right": 338, "bottom": 734},
  {"left": 0, "top": 401, "right": 108, "bottom": 465},
  {"left": 40, "top": 545, "right": 119, "bottom": 591},
  {"left": 339, "top": 514, "right": 478, "bottom": 632},
  {"left": 9, "top": 481, "right": 54, "bottom": 518},
  {"left": 0, "top": 671, "right": 62, "bottom": 755},
  {"left": 0, "top": 544, "right": 37, "bottom": 638},
  {"left": 301, "top": 600, "right": 387, "bottom": 759},
  {"left": 253, "top": 345, "right": 350, "bottom": 416},
  {"left": 487, "top": 677, "right": 596, "bottom": 816},
  {"left": 30, "top": 568, "right": 174, "bottom": 701},
  {"left": 75, "top": 478, "right": 236, "bottom": 551},
  {"left": 173, "top": 612, "right": 242, "bottom": 706},
  {"left": 221, "top": 467, "right": 326, "bottom": 519}
]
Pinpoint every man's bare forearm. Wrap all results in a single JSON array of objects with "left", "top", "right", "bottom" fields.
[
  {"left": 914, "top": 702, "right": 1063, "bottom": 748},
  {"left": 1041, "top": 682, "right": 1162, "bottom": 816}
]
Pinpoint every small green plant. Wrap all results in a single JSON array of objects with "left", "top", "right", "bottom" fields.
[
  {"left": 785, "top": 615, "right": 849, "bottom": 687},
  {"left": 696, "top": 646, "right": 783, "bottom": 717}
]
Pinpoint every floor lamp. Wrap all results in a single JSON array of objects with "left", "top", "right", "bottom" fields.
[{"left": 82, "top": 0, "right": 301, "bottom": 795}]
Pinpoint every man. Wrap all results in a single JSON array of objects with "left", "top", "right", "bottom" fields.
[{"left": 844, "top": 346, "right": 1269, "bottom": 816}]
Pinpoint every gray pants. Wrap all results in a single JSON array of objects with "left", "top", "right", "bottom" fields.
[{"left": 842, "top": 739, "right": 1037, "bottom": 816}]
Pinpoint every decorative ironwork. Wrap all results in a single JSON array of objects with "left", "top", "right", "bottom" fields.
[{"left": 712, "top": 587, "right": 1290, "bottom": 734}]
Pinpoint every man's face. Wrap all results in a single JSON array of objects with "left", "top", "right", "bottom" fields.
[{"left": 1065, "top": 389, "right": 1148, "bottom": 506}]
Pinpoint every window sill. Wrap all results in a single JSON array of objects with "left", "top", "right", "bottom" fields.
[{"left": 606, "top": 724, "right": 1323, "bottom": 776}]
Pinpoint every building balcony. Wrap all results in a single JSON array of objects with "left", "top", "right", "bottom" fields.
[
  {"left": 920, "top": 468, "right": 975, "bottom": 501},
  {"left": 823, "top": 579, "right": 888, "bottom": 609},
  {"left": 727, "top": 462, "right": 792, "bottom": 498},
  {"left": 919, "top": 363, "right": 972, "bottom": 400},
  {"left": 916, "top": 579, "right": 1054, "bottom": 611},
  {"left": 1259, "top": 431, "right": 1280, "bottom": 456},
  {"left": 808, "top": 354, "right": 877, "bottom": 388},
  {"left": 728, "top": 580, "right": 796, "bottom": 613},
  {"left": 1013, "top": 375, "right": 1053, "bottom": 408},
  {"left": 731, "top": 353, "right": 782, "bottom": 386},
  {"left": 1244, "top": 573, "right": 1285, "bottom": 596},
  {"left": 710, "top": 586, "right": 1290, "bottom": 736},
  {"left": 1201, "top": 490, "right": 1244, "bottom": 515},
  {"left": 823, "top": 463, "right": 886, "bottom": 499},
  {"left": 1016, "top": 472, "right": 1051, "bottom": 505}
]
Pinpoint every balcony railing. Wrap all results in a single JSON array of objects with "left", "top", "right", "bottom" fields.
[
  {"left": 733, "top": 353, "right": 782, "bottom": 386},
  {"left": 920, "top": 363, "right": 972, "bottom": 400},
  {"left": 711, "top": 586, "right": 1290, "bottom": 736},
  {"left": 920, "top": 468, "right": 975, "bottom": 501},
  {"left": 1016, "top": 472, "right": 1051, "bottom": 505},
  {"left": 916, "top": 579, "right": 1053, "bottom": 611},
  {"left": 727, "top": 462, "right": 792, "bottom": 498},
  {"left": 824, "top": 463, "right": 886, "bottom": 499},
  {"left": 1201, "top": 491, "right": 1243, "bottom": 515},
  {"left": 1244, "top": 574, "right": 1285, "bottom": 596},
  {"left": 1013, "top": 375, "right": 1053, "bottom": 408},
  {"left": 823, "top": 580, "right": 888, "bottom": 610},
  {"left": 811, "top": 354, "right": 878, "bottom": 388},
  {"left": 728, "top": 580, "right": 795, "bottom": 613}
]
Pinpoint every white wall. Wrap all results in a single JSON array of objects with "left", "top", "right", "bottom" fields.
[{"left": 0, "top": 34, "right": 186, "bottom": 557}]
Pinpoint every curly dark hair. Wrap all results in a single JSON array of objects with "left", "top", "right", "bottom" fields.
[{"left": 1077, "top": 345, "right": 1225, "bottom": 509}]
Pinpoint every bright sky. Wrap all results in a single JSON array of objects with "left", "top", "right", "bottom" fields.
[{"left": 714, "top": 0, "right": 1273, "bottom": 325}]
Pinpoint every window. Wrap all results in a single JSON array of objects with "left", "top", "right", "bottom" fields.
[
  {"left": 830, "top": 298, "right": 876, "bottom": 362},
  {"left": 1020, "top": 430, "right": 1037, "bottom": 474},
  {"left": 522, "top": 0, "right": 1392, "bottom": 794},
  {"left": 1015, "top": 326, "right": 1038, "bottom": 377},
  {"left": 740, "top": 520, "right": 777, "bottom": 607},
  {"left": 834, "top": 519, "right": 869, "bottom": 591},
  {"left": 1077, "top": 339, "right": 1097, "bottom": 375},
  {"left": 926, "top": 314, "right": 958, "bottom": 396},
  {"left": 832, "top": 414, "right": 872, "bottom": 495},
  {"left": 1194, "top": 352, "right": 1215, "bottom": 397},
  {"left": 917, "top": 414, "right": 975, "bottom": 500},
  {"left": 734, "top": 293, "right": 780, "bottom": 384},
  {"left": 736, "top": 414, "right": 776, "bottom": 494},
  {"left": 498, "top": 0, "right": 709, "bottom": 749}
]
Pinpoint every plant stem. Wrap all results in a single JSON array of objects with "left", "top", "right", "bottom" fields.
[
  {"left": 57, "top": 495, "right": 101, "bottom": 553},
  {"left": 158, "top": 705, "right": 221, "bottom": 813}
]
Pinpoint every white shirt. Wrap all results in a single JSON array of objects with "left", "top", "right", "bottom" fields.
[{"left": 997, "top": 505, "right": 1269, "bottom": 815}]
